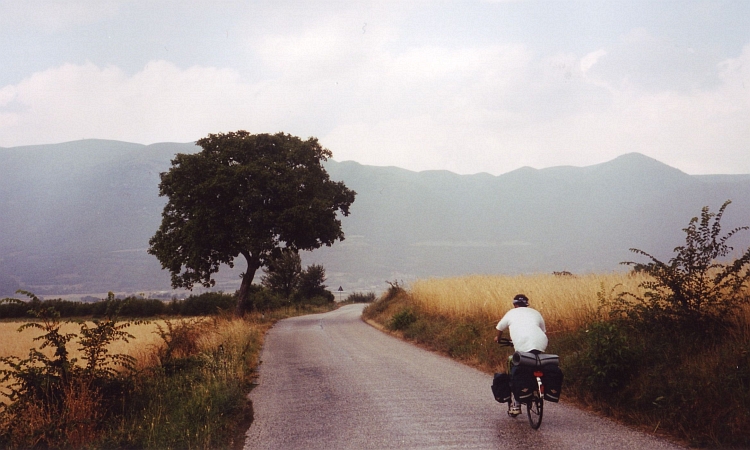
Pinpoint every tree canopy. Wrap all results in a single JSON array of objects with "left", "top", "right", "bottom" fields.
[{"left": 148, "top": 131, "right": 356, "bottom": 314}]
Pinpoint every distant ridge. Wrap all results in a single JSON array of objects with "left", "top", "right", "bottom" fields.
[{"left": 1, "top": 141, "right": 749, "bottom": 297}]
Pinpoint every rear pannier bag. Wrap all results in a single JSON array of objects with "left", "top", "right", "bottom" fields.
[
  {"left": 491, "top": 372, "right": 511, "bottom": 403},
  {"left": 540, "top": 365, "right": 564, "bottom": 403},
  {"left": 512, "top": 351, "right": 559, "bottom": 367},
  {"left": 511, "top": 365, "right": 538, "bottom": 404}
]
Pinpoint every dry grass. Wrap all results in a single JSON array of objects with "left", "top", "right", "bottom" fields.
[
  {"left": 409, "top": 272, "right": 650, "bottom": 332},
  {"left": 730, "top": 300, "right": 750, "bottom": 344}
]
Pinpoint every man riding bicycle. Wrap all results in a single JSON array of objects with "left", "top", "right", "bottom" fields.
[{"left": 493, "top": 294, "right": 548, "bottom": 416}]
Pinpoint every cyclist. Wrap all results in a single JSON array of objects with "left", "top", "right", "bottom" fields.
[{"left": 493, "top": 293, "right": 548, "bottom": 416}]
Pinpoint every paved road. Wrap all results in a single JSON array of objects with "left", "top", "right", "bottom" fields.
[{"left": 244, "top": 304, "right": 684, "bottom": 449}]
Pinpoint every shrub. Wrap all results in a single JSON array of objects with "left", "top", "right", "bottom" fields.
[
  {"left": 568, "top": 321, "right": 637, "bottom": 394},
  {"left": 0, "top": 291, "right": 138, "bottom": 449},
  {"left": 171, "top": 292, "right": 236, "bottom": 316},
  {"left": 152, "top": 319, "right": 204, "bottom": 374},
  {"left": 304, "top": 295, "right": 334, "bottom": 307},
  {"left": 260, "top": 250, "right": 335, "bottom": 305},
  {"left": 247, "top": 285, "right": 286, "bottom": 311},
  {"left": 388, "top": 308, "right": 417, "bottom": 331},
  {"left": 346, "top": 292, "right": 376, "bottom": 303},
  {"left": 616, "top": 200, "right": 750, "bottom": 335},
  {"left": 362, "top": 281, "right": 408, "bottom": 320}
]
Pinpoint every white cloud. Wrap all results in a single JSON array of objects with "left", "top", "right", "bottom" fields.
[
  {"left": 1, "top": 33, "right": 749, "bottom": 175},
  {"left": 0, "top": 61, "right": 266, "bottom": 145},
  {"left": 580, "top": 50, "right": 607, "bottom": 74}
]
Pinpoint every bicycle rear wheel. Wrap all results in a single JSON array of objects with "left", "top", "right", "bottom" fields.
[{"left": 526, "top": 392, "right": 543, "bottom": 429}]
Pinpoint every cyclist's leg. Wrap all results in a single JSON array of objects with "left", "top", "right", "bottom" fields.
[{"left": 508, "top": 358, "right": 522, "bottom": 415}]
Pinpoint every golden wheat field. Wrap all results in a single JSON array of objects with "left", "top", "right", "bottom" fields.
[
  {"left": 409, "top": 272, "right": 652, "bottom": 332},
  {"left": 0, "top": 320, "right": 175, "bottom": 403},
  {"left": 0, "top": 316, "right": 260, "bottom": 382},
  {"left": 0, "top": 320, "right": 167, "bottom": 363}
]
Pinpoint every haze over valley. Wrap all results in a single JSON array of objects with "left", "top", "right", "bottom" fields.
[{"left": 1, "top": 140, "right": 749, "bottom": 299}]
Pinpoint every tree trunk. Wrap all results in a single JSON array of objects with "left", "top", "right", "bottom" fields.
[{"left": 236, "top": 251, "right": 261, "bottom": 316}]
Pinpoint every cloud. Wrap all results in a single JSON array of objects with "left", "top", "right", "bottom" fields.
[
  {"left": 0, "top": 61, "right": 265, "bottom": 145},
  {"left": 581, "top": 50, "right": 607, "bottom": 75},
  {"left": 0, "top": 35, "right": 748, "bottom": 175},
  {"left": 583, "top": 28, "right": 724, "bottom": 93}
]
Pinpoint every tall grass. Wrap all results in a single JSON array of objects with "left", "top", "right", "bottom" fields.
[
  {"left": 0, "top": 301, "right": 337, "bottom": 449},
  {"left": 104, "top": 315, "right": 270, "bottom": 449},
  {"left": 409, "top": 272, "right": 648, "bottom": 331}
]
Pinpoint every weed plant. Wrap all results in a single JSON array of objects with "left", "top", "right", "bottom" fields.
[{"left": 0, "top": 291, "right": 140, "bottom": 448}]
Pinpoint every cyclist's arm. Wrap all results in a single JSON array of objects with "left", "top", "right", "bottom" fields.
[{"left": 495, "top": 312, "right": 510, "bottom": 343}]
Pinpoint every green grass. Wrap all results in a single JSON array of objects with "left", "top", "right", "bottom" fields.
[{"left": 103, "top": 304, "right": 338, "bottom": 449}]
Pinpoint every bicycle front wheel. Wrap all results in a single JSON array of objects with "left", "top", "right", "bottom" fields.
[{"left": 526, "top": 392, "right": 543, "bottom": 429}]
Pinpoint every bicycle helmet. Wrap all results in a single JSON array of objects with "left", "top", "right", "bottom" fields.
[{"left": 512, "top": 294, "right": 529, "bottom": 307}]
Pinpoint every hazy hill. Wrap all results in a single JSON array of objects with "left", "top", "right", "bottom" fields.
[{"left": 1, "top": 140, "right": 749, "bottom": 297}]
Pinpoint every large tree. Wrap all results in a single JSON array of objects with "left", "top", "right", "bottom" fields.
[{"left": 148, "top": 131, "right": 356, "bottom": 315}]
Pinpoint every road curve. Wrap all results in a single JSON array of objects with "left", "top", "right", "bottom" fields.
[{"left": 244, "top": 304, "right": 684, "bottom": 449}]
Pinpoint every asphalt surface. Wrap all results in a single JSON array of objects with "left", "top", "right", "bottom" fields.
[{"left": 243, "top": 304, "right": 685, "bottom": 449}]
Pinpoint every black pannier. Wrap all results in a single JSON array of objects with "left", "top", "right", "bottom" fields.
[
  {"left": 512, "top": 351, "right": 559, "bottom": 367},
  {"left": 540, "top": 364, "right": 564, "bottom": 403},
  {"left": 510, "top": 365, "right": 538, "bottom": 404},
  {"left": 491, "top": 372, "right": 511, "bottom": 403}
]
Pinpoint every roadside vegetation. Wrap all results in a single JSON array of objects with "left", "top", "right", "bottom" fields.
[
  {"left": 0, "top": 291, "right": 237, "bottom": 320},
  {"left": 0, "top": 284, "right": 346, "bottom": 449},
  {"left": 364, "top": 201, "right": 750, "bottom": 448}
]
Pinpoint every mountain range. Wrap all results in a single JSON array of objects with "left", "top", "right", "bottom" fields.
[{"left": 1, "top": 139, "right": 749, "bottom": 298}]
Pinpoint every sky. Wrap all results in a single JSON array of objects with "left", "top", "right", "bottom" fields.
[{"left": 0, "top": 0, "right": 748, "bottom": 176}]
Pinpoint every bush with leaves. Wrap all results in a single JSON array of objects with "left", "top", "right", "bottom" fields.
[
  {"left": 346, "top": 292, "right": 377, "bottom": 303},
  {"left": 388, "top": 308, "right": 417, "bottom": 331},
  {"left": 616, "top": 200, "right": 750, "bottom": 334},
  {"left": 246, "top": 285, "right": 286, "bottom": 311},
  {"left": 261, "top": 250, "right": 334, "bottom": 304},
  {"left": 170, "top": 291, "right": 237, "bottom": 316},
  {"left": 0, "top": 291, "right": 139, "bottom": 448},
  {"left": 569, "top": 321, "right": 637, "bottom": 394}
]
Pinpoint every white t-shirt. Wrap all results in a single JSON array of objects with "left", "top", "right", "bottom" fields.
[{"left": 496, "top": 307, "right": 548, "bottom": 353}]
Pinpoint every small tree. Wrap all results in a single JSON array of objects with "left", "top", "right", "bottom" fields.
[
  {"left": 297, "top": 264, "right": 334, "bottom": 303},
  {"left": 261, "top": 249, "right": 302, "bottom": 300},
  {"left": 618, "top": 200, "right": 750, "bottom": 333}
]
